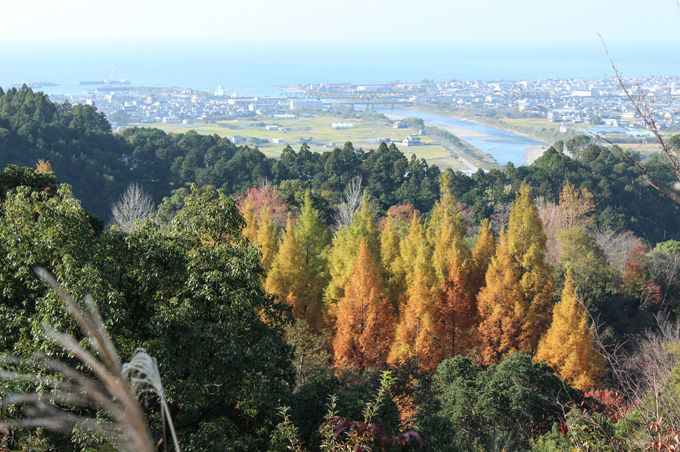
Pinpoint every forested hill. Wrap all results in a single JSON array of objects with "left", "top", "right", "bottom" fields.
[{"left": 2, "top": 85, "right": 679, "bottom": 243}]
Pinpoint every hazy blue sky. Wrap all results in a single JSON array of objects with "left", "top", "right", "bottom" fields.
[{"left": 1, "top": 0, "right": 679, "bottom": 44}]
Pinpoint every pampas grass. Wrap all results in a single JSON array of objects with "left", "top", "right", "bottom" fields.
[{"left": 0, "top": 268, "right": 180, "bottom": 452}]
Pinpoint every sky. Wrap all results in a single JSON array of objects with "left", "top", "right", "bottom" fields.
[{"left": 1, "top": 0, "right": 679, "bottom": 44}]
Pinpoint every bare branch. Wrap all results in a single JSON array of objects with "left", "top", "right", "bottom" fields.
[
  {"left": 597, "top": 34, "right": 680, "bottom": 207},
  {"left": 332, "top": 176, "right": 363, "bottom": 231},
  {"left": 111, "top": 183, "right": 156, "bottom": 232}
]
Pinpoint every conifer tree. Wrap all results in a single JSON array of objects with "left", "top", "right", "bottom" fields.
[
  {"left": 380, "top": 216, "right": 404, "bottom": 304},
  {"left": 506, "top": 182, "right": 554, "bottom": 353},
  {"left": 431, "top": 213, "right": 470, "bottom": 285},
  {"left": 333, "top": 240, "right": 393, "bottom": 370},
  {"left": 265, "top": 216, "right": 316, "bottom": 323},
  {"left": 256, "top": 206, "right": 279, "bottom": 274},
  {"left": 435, "top": 251, "right": 477, "bottom": 362},
  {"left": 477, "top": 231, "right": 524, "bottom": 365},
  {"left": 294, "top": 191, "right": 331, "bottom": 321},
  {"left": 426, "top": 169, "right": 465, "bottom": 247},
  {"left": 241, "top": 198, "right": 258, "bottom": 243},
  {"left": 557, "top": 182, "right": 596, "bottom": 230},
  {"left": 470, "top": 219, "right": 496, "bottom": 294},
  {"left": 389, "top": 244, "right": 439, "bottom": 369},
  {"left": 324, "top": 194, "right": 380, "bottom": 317},
  {"left": 385, "top": 212, "right": 428, "bottom": 312},
  {"left": 535, "top": 270, "right": 605, "bottom": 391}
]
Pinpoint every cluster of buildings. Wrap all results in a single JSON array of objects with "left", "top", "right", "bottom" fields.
[
  {"left": 49, "top": 87, "right": 324, "bottom": 129},
  {"left": 299, "top": 76, "right": 680, "bottom": 131},
  {"left": 47, "top": 75, "right": 680, "bottom": 134}
]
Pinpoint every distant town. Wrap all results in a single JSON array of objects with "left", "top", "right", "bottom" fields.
[{"left": 43, "top": 75, "right": 680, "bottom": 136}]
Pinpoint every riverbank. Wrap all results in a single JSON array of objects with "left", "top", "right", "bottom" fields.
[
  {"left": 377, "top": 107, "right": 546, "bottom": 167},
  {"left": 380, "top": 111, "right": 494, "bottom": 171}
]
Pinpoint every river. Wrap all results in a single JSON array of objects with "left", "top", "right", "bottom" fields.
[{"left": 375, "top": 107, "right": 548, "bottom": 167}]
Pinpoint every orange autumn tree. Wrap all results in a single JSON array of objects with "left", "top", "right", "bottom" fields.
[
  {"left": 333, "top": 239, "right": 393, "bottom": 370},
  {"left": 535, "top": 269, "right": 605, "bottom": 391},
  {"left": 477, "top": 231, "right": 524, "bottom": 364},
  {"left": 435, "top": 251, "right": 478, "bottom": 362}
]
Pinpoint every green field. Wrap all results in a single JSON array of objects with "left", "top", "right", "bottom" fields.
[{"left": 138, "top": 115, "right": 463, "bottom": 167}]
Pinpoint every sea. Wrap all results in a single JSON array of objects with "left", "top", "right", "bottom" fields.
[
  {"left": 1, "top": 39, "right": 677, "bottom": 166},
  {"left": 1, "top": 39, "right": 678, "bottom": 97}
]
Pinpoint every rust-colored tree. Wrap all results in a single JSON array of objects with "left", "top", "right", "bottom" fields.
[
  {"left": 333, "top": 240, "right": 393, "bottom": 370},
  {"left": 435, "top": 251, "right": 478, "bottom": 362}
]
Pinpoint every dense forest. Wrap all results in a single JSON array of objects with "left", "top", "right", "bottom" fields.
[{"left": 3, "top": 86, "right": 680, "bottom": 451}]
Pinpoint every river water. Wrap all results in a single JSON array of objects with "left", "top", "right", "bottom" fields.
[{"left": 375, "top": 107, "right": 546, "bottom": 166}]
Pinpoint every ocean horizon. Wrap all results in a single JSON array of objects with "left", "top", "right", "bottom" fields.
[{"left": 1, "top": 39, "right": 678, "bottom": 97}]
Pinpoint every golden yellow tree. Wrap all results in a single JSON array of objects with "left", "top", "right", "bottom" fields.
[
  {"left": 240, "top": 198, "right": 258, "bottom": 241},
  {"left": 389, "top": 244, "right": 439, "bottom": 369},
  {"left": 333, "top": 240, "right": 393, "bottom": 370},
  {"left": 325, "top": 194, "right": 380, "bottom": 311},
  {"left": 35, "top": 159, "right": 53, "bottom": 173},
  {"left": 506, "top": 182, "right": 554, "bottom": 353},
  {"left": 380, "top": 216, "right": 405, "bottom": 305},
  {"left": 557, "top": 181, "right": 596, "bottom": 230},
  {"left": 431, "top": 213, "right": 469, "bottom": 286},
  {"left": 470, "top": 219, "right": 496, "bottom": 294},
  {"left": 256, "top": 206, "right": 279, "bottom": 274},
  {"left": 535, "top": 270, "right": 605, "bottom": 390},
  {"left": 477, "top": 231, "right": 524, "bottom": 365},
  {"left": 265, "top": 216, "right": 318, "bottom": 324}
]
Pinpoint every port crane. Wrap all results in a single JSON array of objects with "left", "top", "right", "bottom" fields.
[{"left": 105, "top": 65, "right": 117, "bottom": 85}]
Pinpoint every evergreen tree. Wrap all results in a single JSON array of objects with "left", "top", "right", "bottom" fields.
[
  {"left": 535, "top": 270, "right": 605, "bottom": 391},
  {"left": 333, "top": 240, "right": 393, "bottom": 370}
]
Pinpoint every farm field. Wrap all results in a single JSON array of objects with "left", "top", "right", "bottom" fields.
[{"left": 140, "top": 115, "right": 468, "bottom": 169}]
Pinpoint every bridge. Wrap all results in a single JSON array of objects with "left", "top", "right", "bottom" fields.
[{"left": 280, "top": 88, "right": 427, "bottom": 109}]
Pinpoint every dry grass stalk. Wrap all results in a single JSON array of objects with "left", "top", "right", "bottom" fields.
[{"left": 0, "top": 268, "right": 180, "bottom": 452}]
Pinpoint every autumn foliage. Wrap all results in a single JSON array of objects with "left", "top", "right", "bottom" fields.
[
  {"left": 333, "top": 240, "right": 394, "bottom": 370},
  {"left": 245, "top": 175, "right": 621, "bottom": 392}
]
